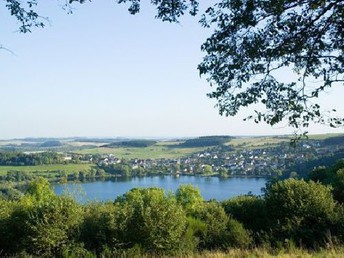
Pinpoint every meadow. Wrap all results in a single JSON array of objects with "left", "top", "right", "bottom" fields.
[
  {"left": 0, "top": 163, "right": 94, "bottom": 176},
  {"left": 76, "top": 143, "right": 209, "bottom": 159}
]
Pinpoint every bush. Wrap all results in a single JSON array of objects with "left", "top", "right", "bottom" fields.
[
  {"left": 176, "top": 184, "right": 204, "bottom": 215},
  {"left": 222, "top": 195, "right": 268, "bottom": 232},
  {"left": 265, "top": 179, "right": 336, "bottom": 248},
  {"left": 80, "top": 202, "right": 120, "bottom": 253},
  {"left": 194, "top": 201, "right": 251, "bottom": 249},
  {"left": 114, "top": 188, "right": 187, "bottom": 252},
  {"left": 0, "top": 179, "right": 83, "bottom": 256}
]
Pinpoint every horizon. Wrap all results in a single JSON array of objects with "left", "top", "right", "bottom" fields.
[{"left": 1, "top": 132, "right": 343, "bottom": 141}]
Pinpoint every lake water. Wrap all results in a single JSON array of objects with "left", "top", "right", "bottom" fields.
[{"left": 53, "top": 175, "right": 267, "bottom": 203}]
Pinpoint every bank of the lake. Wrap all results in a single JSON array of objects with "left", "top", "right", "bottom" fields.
[{"left": 53, "top": 175, "right": 267, "bottom": 203}]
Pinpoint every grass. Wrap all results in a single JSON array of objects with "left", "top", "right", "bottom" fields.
[
  {"left": 0, "top": 163, "right": 94, "bottom": 176},
  {"left": 111, "top": 247, "right": 344, "bottom": 258},
  {"left": 91, "top": 247, "right": 344, "bottom": 258},
  {"left": 76, "top": 144, "right": 209, "bottom": 159},
  {"left": 307, "top": 133, "right": 344, "bottom": 140},
  {"left": 188, "top": 248, "right": 344, "bottom": 258},
  {"left": 228, "top": 136, "right": 290, "bottom": 149}
]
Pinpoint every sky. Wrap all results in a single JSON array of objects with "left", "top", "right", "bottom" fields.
[{"left": 0, "top": 1, "right": 343, "bottom": 139}]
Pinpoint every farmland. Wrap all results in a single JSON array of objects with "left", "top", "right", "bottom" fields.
[
  {"left": 0, "top": 164, "right": 94, "bottom": 177},
  {"left": 76, "top": 144, "right": 209, "bottom": 159}
]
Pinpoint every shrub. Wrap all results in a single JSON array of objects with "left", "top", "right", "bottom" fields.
[
  {"left": 265, "top": 179, "right": 336, "bottom": 248},
  {"left": 115, "top": 188, "right": 187, "bottom": 252}
]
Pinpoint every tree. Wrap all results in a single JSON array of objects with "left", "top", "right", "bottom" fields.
[
  {"left": 80, "top": 202, "right": 121, "bottom": 253},
  {"left": 0, "top": 178, "right": 83, "bottom": 256},
  {"left": 198, "top": 0, "right": 344, "bottom": 131},
  {"left": 4, "top": 0, "right": 344, "bottom": 131},
  {"left": 194, "top": 201, "right": 251, "bottom": 249},
  {"left": 203, "top": 164, "right": 213, "bottom": 175},
  {"left": 218, "top": 167, "right": 228, "bottom": 177},
  {"left": 265, "top": 179, "right": 336, "bottom": 247},
  {"left": 222, "top": 195, "right": 269, "bottom": 236},
  {"left": 175, "top": 184, "right": 204, "bottom": 214},
  {"left": 114, "top": 188, "right": 187, "bottom": 251},
  {"left": 309, "top": 160, "right": 344, "bottom": 203}
]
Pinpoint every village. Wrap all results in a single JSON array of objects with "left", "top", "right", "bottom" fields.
[{"left": 92, "top": 139, "right": 343, "bottom": 178}]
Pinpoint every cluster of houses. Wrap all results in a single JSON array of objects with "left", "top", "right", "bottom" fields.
[{"left": 91, "top": 139, "right": 343, "bottom": 177}]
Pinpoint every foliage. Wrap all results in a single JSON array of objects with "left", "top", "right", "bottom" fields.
[
  {"left": 3, "top": 177, "right": 344, "bottom": 255},
  {"left": 39, "top": 140, "right": 63, "bottom": 147},
  {"left": 194, "top": 201, "right": 251, "bottom": 249},
  {"left": 265, "top": 178, "right": 336, "bottom": 247},
  {"left": 222, "top": 195, "right": 269, "bottom": 242},
  {"left": 0, "top": 178, "right": 83, "bottom": 256},
  {"left": 115, "top": 0, "right": 199, "bottom": 22},
  {"left": 80, "top": 202, "right": 121, "bottom": 253},
  {"left": 323, "top": 136, "right": 344, "bottom": 146},
  {"left": 309, "top": 159, "right": 344, "bottom": 203},
  {"left": 176, "top": 136, "right": 232, "bottom": 148},
  {"left": 0, "top": 151, "right": 66, "bottom": 166},
  {"left": 198, "top": 0, "right": 344, "bottom": 130},
  {"left": 4, "top": 0, "right": 46, "bottom": 33},
  {"left": 114, "top": 188, "right": 187, "bottom": 252},
  {"left": 176, "top": 184, "right": 204, "bottom": 214},
  {"left": 103, "top": 140, "right": 157, "bottom": 148},
  {"left": 203, "top": 164, "right": 213, "bottom": 175}
]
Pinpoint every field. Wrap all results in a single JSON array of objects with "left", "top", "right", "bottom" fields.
[
  {"left": 1, "top": 133, "right": 343, "bottom": 160},
  {"left": 0, "top": 163, "right": 94, "bottom": 176},
  {"left": 227, "top": 136, "right": 290, "bottom": 149},
  {"left": 76, "top": 143, "right": 209, "bottom": 159}
]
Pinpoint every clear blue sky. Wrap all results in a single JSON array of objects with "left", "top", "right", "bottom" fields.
[{"left": 0, "top": 1, "right": 343, "bottom": 139}]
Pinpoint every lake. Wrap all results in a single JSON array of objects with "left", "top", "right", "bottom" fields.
[{"left": 53, "top": 175, "right": 267, "bottom": 203}]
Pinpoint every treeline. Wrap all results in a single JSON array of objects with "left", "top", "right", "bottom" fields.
[
  {"left": 322, "top": 135, "right": 344, "bottom": 146},
  {"left": 283, "top": 149, "right": 344, "bottom": 179},
  {"left": 309, "top": 159, "right": 344, "bottom": 203},
  {"left": 0, "top": 152, "right": 66, "bottom": 166},
  {"left": 0, "top": 168, "right": 100, "bottom": 184},
  {"left": 2, "top": 162, "right": 344, "bottom": 256},
  {"left": 103, "top": 140, "right": 157, "bottom": 148},
  {"left": 175, "top": 136, "right": 232, "bottom": 148}
]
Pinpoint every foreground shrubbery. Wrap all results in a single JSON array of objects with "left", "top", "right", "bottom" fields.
[{"left": 1, "top": 175, "right": 344, "bottom": 256}]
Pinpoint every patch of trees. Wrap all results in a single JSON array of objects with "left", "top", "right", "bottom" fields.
[
  {"left": 284, "top": 150, "right": 344, "bottom": 179},
  {"left": 176, "top": 136, "right": 232, "bottom": 148},
  {"left": 102, "top": 140, "right": 157, "bottom": 148},
  {"left": 0, "top": 152, "right": 66, "bottom": 166},
  {"left": 39, "top": 140, "right": 63, "bottom": 147},
  {"left": 1, "top": 177, "right": 344, "bottom": 256},
  {"left": 73, "top": 138, "right": 124, "bottom": 143},
  {"left": 309, "top": 159, "right": 344, "bottom": 203},
  {"left": 322, "top": 136, "right": 344, "bottom": 146}
]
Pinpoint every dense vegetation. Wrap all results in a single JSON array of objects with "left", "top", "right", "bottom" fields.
[
  {"left": 102, "top": 140, "right": 157, "bottom": 148},
  {"left": 309, "top": 160, "right": 344, "bottom": 203},
  {"left": 39, "top": 140, "right": 63, "bottom": 147},
  {"left": 2, "top": 161, "right": 344, "bottom": 257},
  {"left": 0, "top": 152, "right": 66, "bottom": 166},
  {"left": 175, "top": 136, "right": 232, "bottom": 148}
]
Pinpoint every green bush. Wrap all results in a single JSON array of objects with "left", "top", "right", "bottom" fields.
[
  {"left": 0, "top": 179, "right": 83, "bottom": 256},
  {"left": 115, "top": 188, "right": 187, "bottom": 252},
  {"left": 265, "top": 179, "right": 336, "bottom": 248},
  {"left": 80, "top": 202, "right": 120, "bottom": 253},
  {"left": 194, "top": 201, "right": 251, "bottom": 249},
  {"left": 222, "top": 195, "right": 268, "bottom": 232},
  {"left": 176, "top": 184, "right": 204, "bottom": 215}
]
